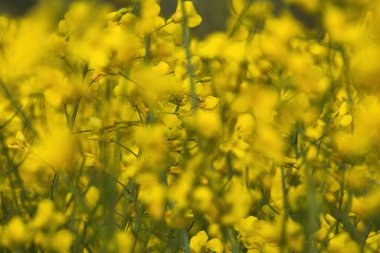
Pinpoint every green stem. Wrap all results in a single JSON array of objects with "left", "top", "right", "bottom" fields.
[
  {"left": 180, "top": 229, "right": 191, "bottom": 253},
  {"left": 50, "top": 172, "right": 60, "bottom": 200},
  {"left": 180, "top": 0, "right": 198, "bottom": 112},
  {"left": 131, "top": 203, "right": 145, "bottom": 253},
  {"left": 299, "top": 127, "right": 318, "bottom": 253},
  {"left": 228, "top": 0, "right": 253, "bottom": 38},
  {"left": 360, "top": 221, "right": 372, "bottom": 253},
  {"left": 144, "top": 35, "right": 151, "bottom": 62},
  {"left": 227, "top": 228, "right": 241, "bottom": 253},
  {"left": 279, "top": 165, "right": 288, "bottom": 253},
  {"left": 0, "top": 105, "right": 22, "bottom": 129},
  {"left": 70, "top": 97, "right": 81, "bottom": 130}
]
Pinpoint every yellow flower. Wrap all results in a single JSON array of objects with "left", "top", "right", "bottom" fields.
[
  {"left": 30, "top": 199, "right": 65, "bottom": 229},
  {"left": 32, "top": 122, "right": 74, "bottom": 170},
  {"left": 206, "top": 238, "right": 224, "bottom": 253},
  {"left": 340, "top": 114, "right": 353, "bottom": 127},
  {"left": 8, "top": 131, "right": 30, "bottom": 152},
  {"left": 197, "top": 33, "right": 227, "bottom": 59},
  {"left": 345, "top": 166, "right": 370, "bottom": 191},
  {"left": 193, "top": 110, "right": 222, "bottom": 138},
  {"left": 327, "top": 233, "right": 359, "bottom": 253},
  {"left": 132, "top": 66, "right": 178, "bottom": 100},
  {"left": 2, "top": 217, "right": 28, "bottom": 246},
  {"left": 84, "top": 186, "right": 100, "bottom": 210},
  {"left": 200, "top": 96, "right": 220, "bottom": 110},
  {"left": 49, "top": 230, "right": 74, "bottom": 253},
  {"left": 236, "top": 113, "right": 255, "bottom": 141},
  {"left": 191, "top": 186, "right": 218, "bottom": 219},
  {"left": 222, "top": 181, "right": 252, "bottom": 225},
  {"left": 115, "top": 231, "right": 133, "bottom": 253},
  {"left": 351, "top": 189, "right": 380, "bottom": 218},
  {"left": 171, "top": 0, "right": 202, "bottom": 28},
  {"left": 153, "top": 61, "right": 171, "bottom": 75},
  {"left": 135, "top": 125, "right": 169, "bottom": 169},
  {"left": 137, "top": 0, "right": 161, "bottom": 34},
  {"left": 137, "top": 173, "right": 166, "bottom": 219},
  {"left": 190, "top": 231, "right": 208, "bottom": 253},
  {"left": 324, "top": 5, "right": 364, "bottom": 45},
  {"left": 339, "top": 101, "right": 349, "bottom": 115}
]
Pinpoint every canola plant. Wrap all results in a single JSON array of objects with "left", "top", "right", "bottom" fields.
[{"left": 1, "top": 0, "right": 380, "bottom": 252}]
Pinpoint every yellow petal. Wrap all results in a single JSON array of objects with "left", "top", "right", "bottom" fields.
[
  {"left": 340, "top": 114, "right": 352, "bottom": 127},
  {"left": 339, "top": 102, "right": 348, "bottom": 115}
]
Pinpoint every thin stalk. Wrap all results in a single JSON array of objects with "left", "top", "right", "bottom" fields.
[
  {"left": 298, "top": 126, "right": 318, "bottom": 253},
  {"left": 180, "top": 229, "right": 191, "bottom": 253},
  {"left": 303, "top": 158, "right": 318, "bottom": 253},
  {"left": 337, "top": 44, "right": 355, "bottom": 133},
  {"left": 227, "top": 228, "right": 241, "bottom": 253},
  {"left": 144, "top": 35, "right": 151, "bottom": 62},
  {"left": 109, "top": 139, "right": 138, "bottom": 157},
  {"left": 228, "top": 0, "right": 253, "bottom": 38},
  {"left": 131, "top": 203, "right": 145, "bottom": 253},
  {"left": 50, "top": 172, "right": 60, "bottom": 200},
  {"left": 180, "top": 0, "right": 198, "bottom": 112},
  {"left": 69, "top": 97, "right": 81, "bottom": 131},
  {"left": 0, "top": 105, "right": 22, "bottom": 129},
  {"left": 279, "top": 165, "right": 288, "bottom": 253},
  {"left": 360, "top": 221, "right": 372, "bottom": 253}
]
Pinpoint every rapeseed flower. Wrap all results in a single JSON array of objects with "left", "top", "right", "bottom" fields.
[{"left": 1, "top": 0, "right": 380, "bottom": 252}]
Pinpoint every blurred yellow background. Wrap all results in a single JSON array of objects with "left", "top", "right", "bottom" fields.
[{"left": 0, "top": 0, "right": 230, "bottom": 37}]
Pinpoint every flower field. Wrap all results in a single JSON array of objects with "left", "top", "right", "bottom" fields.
[{"left": 1, "top": 0, "right": 380, "bottom": 252}]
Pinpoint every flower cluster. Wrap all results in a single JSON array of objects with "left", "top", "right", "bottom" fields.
[{"left": 1, "top": 0, "right": 380, "bottom": 252}]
